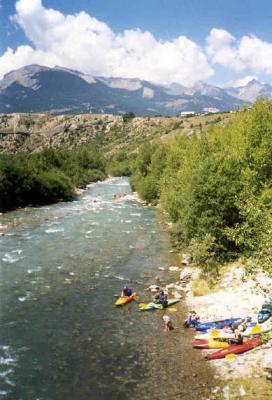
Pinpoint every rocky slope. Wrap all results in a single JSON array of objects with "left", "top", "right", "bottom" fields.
[{"left": 0, "top": 111, "right": 232, "bottom": 154}]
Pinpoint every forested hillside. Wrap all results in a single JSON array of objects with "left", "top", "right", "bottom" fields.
[{"left": 130, "top": 100, "right": 272, "bottom": 274}]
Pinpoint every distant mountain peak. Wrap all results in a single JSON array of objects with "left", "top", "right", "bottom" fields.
[{"left": 0, "top": 64, "right": 246, "bottom": 115}]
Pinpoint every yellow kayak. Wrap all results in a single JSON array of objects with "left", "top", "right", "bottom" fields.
[{"left": 115, "top": 293, "right": 136, "bottom": 306}]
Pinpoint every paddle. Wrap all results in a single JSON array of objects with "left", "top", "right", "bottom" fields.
[
  {"left": 225, "top": 353, "right": 236, "bottom": 360},
  {"left": 210, "top": 328, "right": 220, "bottom": 338}
]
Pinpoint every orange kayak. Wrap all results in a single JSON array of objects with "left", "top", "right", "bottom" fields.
[{"left": 115, "top": 293, "right": 136, "bottom": 306}]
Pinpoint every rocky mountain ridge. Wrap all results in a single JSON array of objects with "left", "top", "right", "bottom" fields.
[{"left": 0, "top": 64, "right": 247, "bottom": 115}]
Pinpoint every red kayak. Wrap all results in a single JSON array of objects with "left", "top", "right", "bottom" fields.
[
  {"left": 206, "top": 337, "right": 262, "bottom": 360},
  {"left": 192, "top": 339, "right": 229, "bottom": 349}
]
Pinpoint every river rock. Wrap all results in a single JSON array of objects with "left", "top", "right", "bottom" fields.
[
  {"left": 148, "top": 284, "right": 160, "bottom": 292},
  {"left": 169, "top": 266, "right": 180, "bottom": 272},
  {"left": 180, "top": 267, "right": 200, "bottom": 281},
  {"left": 180, "top": 271, "right": 192, "bottom": 281},
  {"left": 165, "top": 283, "right": 176, "bottom": 290},
  {"left": 181, "top": 254, "right": 191, "bottom": 265},
  {"left": 172, "top": 291, "right": 183, "bottom": 299}
]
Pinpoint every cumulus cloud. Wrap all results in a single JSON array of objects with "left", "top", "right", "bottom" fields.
[
  {"left": 0, "top": 0, "right": 213, "bottom": 85},
  {"left": 206, "top": 28, "right": 272, "bottom": 76}
]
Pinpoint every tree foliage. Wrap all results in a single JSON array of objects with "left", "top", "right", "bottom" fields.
[
  {"left": 0, "top": 145, "right": 106, "bottom": 211},
  {"left": 130, "top": 100, "right": 272, "bottom": 273}
]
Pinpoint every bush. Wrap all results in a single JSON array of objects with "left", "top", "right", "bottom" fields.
[
  {"left": 0, "top": 144, "right": 106, "bottom": 211},
  {"left": 122, "top": 112, "right": 135, "bottom": 123}
]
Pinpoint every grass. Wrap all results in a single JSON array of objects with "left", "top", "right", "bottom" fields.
[{"left": 191, "top": 278, "right": 211, "bottom": 296}]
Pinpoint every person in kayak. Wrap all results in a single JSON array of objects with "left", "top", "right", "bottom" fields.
[
  {"left": 122, "top": 285, "right": 132, "bottom": 297},
  {"left": 163, "top": 315, "right": 174, "bottom": 331},
  {"left": 184, "top": 310, "right": 200, "bottom": 327},
  {"left": 228, "top": 322, "right": 243, "bottom": 345},
  {"left": 155, "top": 290, "right": 168, "bottom": 307}
]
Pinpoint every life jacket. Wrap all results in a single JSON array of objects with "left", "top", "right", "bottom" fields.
[
  {"left": 124, "top": 288, "right": 132, "bottom": 296},
  {"left": 159, "top": 294, "right": 167, "bottom": 303}
]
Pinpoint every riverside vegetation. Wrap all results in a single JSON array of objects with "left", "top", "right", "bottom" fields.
[
  {"left": 0, "top": 111, "right": 228, "bottom": 212},
  {"left": 2, "top": 102, "right": 272, "bottom": 277},
  {"left": 130, "top": 100, "right": 272, "bottom": 275}
]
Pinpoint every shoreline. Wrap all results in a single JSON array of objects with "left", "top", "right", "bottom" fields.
[{"left": 161, "top": 254, "right": 272, "bottom": 397}]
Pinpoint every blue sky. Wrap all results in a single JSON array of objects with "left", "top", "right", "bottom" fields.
[{"left": 1, "top": 0, "right": 272, "bottom": 86}]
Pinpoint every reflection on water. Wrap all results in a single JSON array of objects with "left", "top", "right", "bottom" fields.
[{"left": 0, "top": 177, "right": 219, "bottom": 400}]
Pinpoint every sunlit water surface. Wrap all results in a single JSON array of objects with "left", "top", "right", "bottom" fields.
[{"left": 0, "top": 177, "right": 219, "bottom": 400}]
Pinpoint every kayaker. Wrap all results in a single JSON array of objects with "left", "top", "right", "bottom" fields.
[
  {"left": 163, "top": 315, "right": 174, "bottom": 331},
  {"left": 184, "top": 310, "right": 200, "bottom": 328},
  {"left": 238, "top": 317, "right": 251, "bottom": 332},
  {"left": 122, "top": 285, "right": 132, "bottom": 297},
  {"left": 228, "top": 322, "right": 243, "bottom": 345},
  {"left": 155, "top": 290, "right": 168, "bottom": 308}
]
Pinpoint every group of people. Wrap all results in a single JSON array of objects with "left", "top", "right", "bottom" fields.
[
  {"left": 122, "top": 286, "right": 169, "bottom": 307},
  {"left": 185, "top": 310, "right": 252, "bottom": 345},
  {"left": 121, "top": 286, "right": 252, "bottom": 338},
  {"left": 228, "top": 318, "right": 251, "bottom": 344},
  {"left": 121, "top": 285, "right": 174, "bottom": 331}
]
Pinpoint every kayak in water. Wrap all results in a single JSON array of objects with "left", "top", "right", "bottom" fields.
[
  {"left": 115, "top": 293, "right": 137, "bottom": 306},
  {"left": 206, "top": 337, "right": 262, "bottom": 360},
  {"left": 192, "top": 339, "right": 230, "bottom": 349},
  {"left": 139, "top": 298, "right": 180, "bottom": 311}
]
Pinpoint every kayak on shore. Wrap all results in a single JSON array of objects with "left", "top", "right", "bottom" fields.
[
  {"left": 192, "top": 339, "right": 230, "bottom": 349},
  {"left": 115, "top": 293, "right": 137, "bottom": 306},
  {"left": 205, "top": 337, "right": 262, "bottom": 360},
  {"left": 138, "top": 298, "right": 180, "bottom": 311},
  {"left": 194, "top": 317, "right": 242, "bottom": 332},
  {"left": 195, "top": 320, "right": 272, "bottom": 340},
  {"left": 258, "top": 298, "right": 272, "bottom": 323}
]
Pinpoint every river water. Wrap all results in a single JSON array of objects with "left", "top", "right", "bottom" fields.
[{"left": 0, "top": 177, "right": 220, "bottom": 400}]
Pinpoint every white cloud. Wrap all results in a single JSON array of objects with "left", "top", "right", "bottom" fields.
[
  {"left": 206, "top": 28, "right": 272, "bottom": 76},
  {"left": 0, "top": 0, "right": 213, "bottom": 85},
  {"left": 223, "top": 75, "right": 258, "bottom": 88}
]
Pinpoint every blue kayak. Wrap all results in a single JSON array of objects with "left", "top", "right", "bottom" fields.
[
  {"left": 258, "top": 308, "right": 272, "bottom": 324},
  {"left": 194, "top": 317, "right": 243, "bottom": 331},
  {"left": 258, "top": 299, "right": 272, "bottom": 324}
]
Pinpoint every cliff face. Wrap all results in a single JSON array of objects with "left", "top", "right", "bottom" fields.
[
  {"left": 0, "top": 113, "right": 121, "bottom": 153},
  {"left": 0, "top": 113, "right": 185, "bottom": 153}
]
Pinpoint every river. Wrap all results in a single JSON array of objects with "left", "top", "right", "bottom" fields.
[{"left": 0, "top": 177, "right": 220, "bottom": 400}]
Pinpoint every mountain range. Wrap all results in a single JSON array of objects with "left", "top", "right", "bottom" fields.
[{"left": 0, "top": 65, "right": 271, "bottom": 115}]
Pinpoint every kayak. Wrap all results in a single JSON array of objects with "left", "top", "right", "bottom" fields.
[
  {"left": 258, "top": 308, "right": 271, "bottom": 324},
  {"left": 192, "top": 339, "right": 230, "bottom": 349},
  {"left": 139, "top": 298, "right": 180, "bottom": 311},
  {"left": 195, "top": 317, "right": 242, "bottom": 332},
  {"left": 115, "top": 293, "right": 136, "bottom": 306},
  {"left": 195, "top": 321, "right": 271, "bottom": 340},
  {"left": 206, "top": 337, "right": 262, "bottom": 360}
]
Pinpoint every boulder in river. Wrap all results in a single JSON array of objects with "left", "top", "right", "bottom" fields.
[
  {"left": 181, "top": 254, "right": 191, "bottom": 265},
  {"left": 169, "top": 266, "right": 180, "bottom": 272}
]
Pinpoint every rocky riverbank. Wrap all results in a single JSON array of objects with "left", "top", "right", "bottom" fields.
[{"left": 150, "top": 254, "right": 272, "bottom": 398}]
